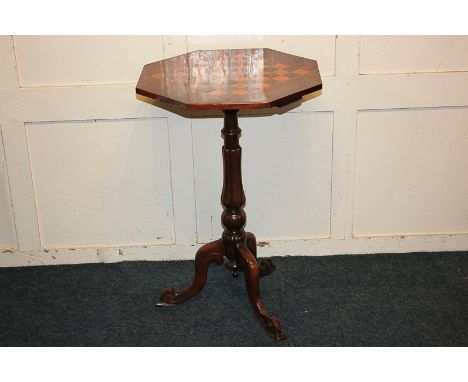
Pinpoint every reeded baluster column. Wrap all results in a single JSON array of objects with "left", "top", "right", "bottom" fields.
[
  {"left": 220, "top": 110, "right": 246, "bottom": 242},
  {"left": 221, "top": 110, "right": 246, "bottom": 260}
]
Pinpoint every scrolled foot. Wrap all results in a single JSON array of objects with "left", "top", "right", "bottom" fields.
[
  {"left": 259, "top": 257, "right": 276, "bottom": 277},
  {"left": 155, "top": 239, "right": 225, "bottom": 306},
  {"left": 263, "top": 315, "right": 286, "bottom": 341},
  {"left": 156, "top": 287, "right": 177, "bottom": 306},
  {"left": 236, "top": 242, "right": 286, "bottom": 341}
]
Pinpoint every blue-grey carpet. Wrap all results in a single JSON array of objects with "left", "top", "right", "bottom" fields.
[{"left": 0, "top": 251, "right": 467, "bottom": 346}]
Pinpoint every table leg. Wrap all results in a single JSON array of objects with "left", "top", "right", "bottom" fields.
[
  {"left": 221, "top": 110, "right": 285, "bottom": 340},
  {"left": 236, "top": 242, "right": 286, "bottom": 341},
  {"left": 157, "top": 239, "right": 224, "bottom": 306},
  {"left": 246, "top": 231, "right": 276, "bottom": 277},
  {"left": 225, "top": 232, "right": 275, "bottom": 277},
  {"left": 156, "top": 109, "right": 285, "bottom": 341}
]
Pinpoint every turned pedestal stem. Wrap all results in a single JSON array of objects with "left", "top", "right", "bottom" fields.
[
  {"left": 157, "top": 110, "right": 285, "bottom": 341},
  {"left": 221, "top": 110, "right": 247, "bottom": 263}
]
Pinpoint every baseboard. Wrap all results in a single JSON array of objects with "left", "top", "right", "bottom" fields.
[{"left": 1, "top": 233, "right": 468, "bottom": 267}]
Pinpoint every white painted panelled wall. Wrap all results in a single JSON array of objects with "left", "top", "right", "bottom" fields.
[{"left": 1, "top": 35, "right": 468, "bottom": 267}]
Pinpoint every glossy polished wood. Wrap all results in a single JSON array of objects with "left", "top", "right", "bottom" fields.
[
  {"left": 138, "top": 49, "right": 323, "bottom": 341},
  {"left": 156, "top": 239, "right": 225, "bottom": 306},
  {"left": 136, "top": 48, "right": 322, "bottom": 110},
  {"left": 156, "top": 110, "right": 286, "bottom": 340}
]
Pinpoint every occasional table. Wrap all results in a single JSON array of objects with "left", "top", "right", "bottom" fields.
[{"left": 136, "top": 48, "right": 322, "bottom": 340}]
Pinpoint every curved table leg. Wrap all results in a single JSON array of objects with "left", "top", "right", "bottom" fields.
[
  {"left": 246, "top": 232, "right": 276, "bottom": 277},
  {"left": 236, "top": 242, "right": 286, "bottom": 341},
  {"left": 157, "top": 239, "right": 225, "bottom": 306},
  {"left": 245, "top": 232, "right": 257, "bottom": 258}
]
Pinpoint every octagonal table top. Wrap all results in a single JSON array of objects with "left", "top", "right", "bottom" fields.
[{"left": 136, "top": 48, "right": 322, "bottom": 110}]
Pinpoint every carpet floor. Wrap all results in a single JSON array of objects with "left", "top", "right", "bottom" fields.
[{"left": 0, "top": 251, "right": 467, "bottom": 346}]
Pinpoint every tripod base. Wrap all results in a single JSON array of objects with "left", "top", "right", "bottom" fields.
[{"left": 156, "top": 233, "right": 286, "bottom": 341}]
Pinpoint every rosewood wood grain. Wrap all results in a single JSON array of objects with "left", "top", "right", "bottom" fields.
[
  {"left": 139, "top": 48, "right": 323, "bottom": 341},
  {"left": 236, "top": 241, "right": 285, "bottom": 341},
  {"left": 157, "top": 239, "right": 225, "bottom": 306},
  {"left": 156, "top": 110, "right": 285, "bottom": 340},
  {"left": 136, "top": 48, "right": 322, "bottom": 110}
]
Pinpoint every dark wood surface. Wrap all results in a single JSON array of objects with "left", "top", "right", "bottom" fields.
[
  {"left": 157, "top": 110, "right": 285, "bottom": 340},
  {"left": 136, "top": 48, "right": 322, "bottom": 110},
  {"left": 142, "top": 48, "right": 323, "bottom": 340}
]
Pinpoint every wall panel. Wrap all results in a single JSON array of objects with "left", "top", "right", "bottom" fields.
[
  {"left": 354, "top": 107, "right": 468, "bottom": 237},
  {"left": 360, "top": 36, "right": 468, "bottom": 74},
  {"left": 0, "top": 36, "right": 18, "bottom": 89},
  {"left": 2, "top": 35, "right": 468, "bottom": 266},
  {"left": 192, "top": 112, "right": 333, "bottom": 243},
  {"left": 26, "top": 118, "right": 174, "bottom": 248},
  {"left": 0, "top": 127, "right": 17, "bottom": 248},
  {"left": 14, "top": 36, "right": 164, "bottom": 86}
]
